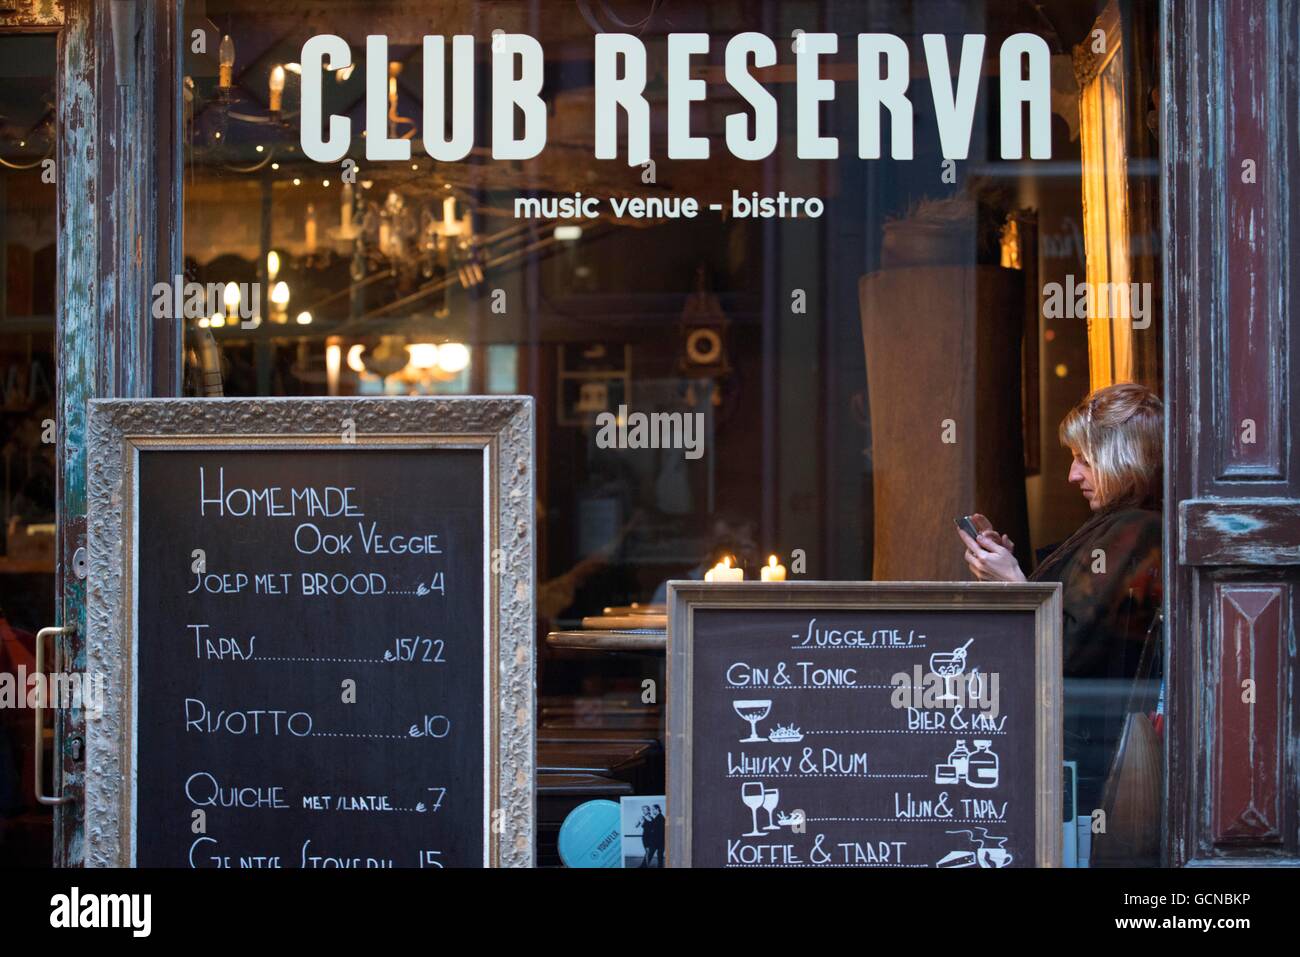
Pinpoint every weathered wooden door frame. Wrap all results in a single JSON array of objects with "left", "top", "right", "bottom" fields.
[
  {"left": 1163, "top": 0, "right": 1299, "bottom": 866},
  {"left": 50, "top": 0, "right": 182, "bottom": 865}
]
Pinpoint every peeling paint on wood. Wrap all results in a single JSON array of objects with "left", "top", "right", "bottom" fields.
[
  {"left": 1180, "top": 500, "right": 1300, "bottom": 565},
  {"left": 54, "top": 0, "right": 96, "bottom": 867},
  {"left": 51, "top": 0, "right": 177, "bottom": 865},
  {"left": 1164, "top": 0, "right": 1300, "bottom": 867},
  {"left": 1213, "top": 585, "right": 1285, "bottom": 844},
  {"left": 1218, "top": 0, "right": 1285, "bottom": 478}
]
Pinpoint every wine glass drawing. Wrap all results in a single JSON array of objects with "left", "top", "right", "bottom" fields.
[
  {"left": 928, "top": 638, "right": 975, "bottom": 703},
  {"left": 762, "top": 786, "right": 781, "bottom": 830},
  {"left": 741, "top": 782, "right": 767, "bottom": 837},
  {"left": 733, "top": 699, "right": 772, "bottom": 742}
]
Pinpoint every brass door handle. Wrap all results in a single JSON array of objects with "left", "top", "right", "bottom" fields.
[{"left": 34, "top": 625, "right": 76, "bottom": 807}]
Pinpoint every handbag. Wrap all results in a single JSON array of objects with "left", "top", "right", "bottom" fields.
[{"left": 1091, "top": 611, "right": 1162, "bottom": 866}]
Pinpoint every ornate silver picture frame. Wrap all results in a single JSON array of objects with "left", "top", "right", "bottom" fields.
[{"left": 85, "top": 397, "right": 535, "bottom": 867}]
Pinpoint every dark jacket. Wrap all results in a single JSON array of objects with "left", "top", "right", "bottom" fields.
[{"left": 1030, "top": 506, "right": 1162, "bottom": 808}]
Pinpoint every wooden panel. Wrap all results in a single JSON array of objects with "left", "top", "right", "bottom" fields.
[
  {"left": 1217, "top": 0, "right": 1286, "bottom": 478},
  {"left": 1212, "top": 584, "right": 1286, "bottom": 844},
  {"left": 51, "top": 0, "right": 179, "bottom": 864},
  {"left": 1180, "top": 500, "right": 1300, "bottom": 565},
  {"left": 54, "top": 0, "right": 96, "bottom": 867},
  {"left": 1164, "top": 0, "right": 1300, "bottom": 865}
]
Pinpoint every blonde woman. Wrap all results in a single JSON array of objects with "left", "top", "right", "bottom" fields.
[{"left": 955, "top": 382, "right": 1163, "bottom": 810}]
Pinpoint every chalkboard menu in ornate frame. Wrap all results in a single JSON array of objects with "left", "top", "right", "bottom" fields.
[
  {"left": 85, "top": 397, "right": 534, "bottom": 867},
  {"left": 667, "top": 582, "right": 1062, "bottom": 868}
]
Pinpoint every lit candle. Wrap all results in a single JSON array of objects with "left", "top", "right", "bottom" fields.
[
  {"left": 304, "top": 203, "right": 318, "bottom": 252},
  {"left": 706, "top": 556, "right": 743, "bottom": 583},
  {"left": 268, "top": 64, "right": 285, "bottom": 112},
  {"left": 760, "top": 555, "right": 787, "bottom": 582},
  {"left": 222, "top": 281, "right": 240, "bottom": 322},
  {"left": 325, "top": 338, "right": 341, "bottom": 396},
  {"left": 270, "top": 281, "right": 290, "bottom": 323},
  {"left": 218, "top": 34, "right": 235, "bottom": 90},
  {"left": 442, "top": 196, "right": 461, "bottom": 237}
]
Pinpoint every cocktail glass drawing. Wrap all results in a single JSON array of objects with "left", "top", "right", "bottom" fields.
[
  {"left": 741, "top": 782, "right": 767, "bottom": 837},
  {"left": 762, "top": 786, "right": 781, "bottom": 829},
  {"left": 928, "top": 638, "right": 975, "bottom": 703},
  {"left": 733, "top": 699, "right": 772, "bottom": 742}
]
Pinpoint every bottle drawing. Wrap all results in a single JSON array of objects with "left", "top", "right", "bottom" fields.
[
  {"left": 967, "top": 739, "right": 999, "bottom": 788},
  {"left": 948, "top": 739, "right": 970, "bottom": 778}
]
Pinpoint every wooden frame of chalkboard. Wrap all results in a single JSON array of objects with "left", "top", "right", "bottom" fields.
[
  {"left": 666, "top": 581, "right": 1062, "bottom": 868},
  {"left": 84, "top": 397, "right": 535, "bottom": 867}
]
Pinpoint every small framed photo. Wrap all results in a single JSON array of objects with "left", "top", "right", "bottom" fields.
[{"left": 620, "top": 796, "right": 667, "bottom": 868}]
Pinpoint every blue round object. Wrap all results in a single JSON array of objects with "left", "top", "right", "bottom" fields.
[{"left": 558, "top": 799, "right": 622, "bottom": 868}]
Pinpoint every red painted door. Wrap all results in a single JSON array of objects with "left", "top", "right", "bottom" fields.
[{"left": 1164, "top": 0, "right": 1299, "bottom": 864}]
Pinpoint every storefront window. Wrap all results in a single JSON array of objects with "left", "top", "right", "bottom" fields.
[
  {"left": 0, "top": 33, "right": 57, "bottom": 866},
  {"left": 179, "top": 0, "right": 1164, "bottom": 866}
]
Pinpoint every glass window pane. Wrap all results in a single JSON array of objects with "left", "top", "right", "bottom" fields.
[{"left": 178, "top": 0, "right": 1165, "bottom": 867}]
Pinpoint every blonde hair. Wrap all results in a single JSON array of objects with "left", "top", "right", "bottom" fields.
[{"left": 1059, "top": 382, "right": 1163, "bottom": 509}]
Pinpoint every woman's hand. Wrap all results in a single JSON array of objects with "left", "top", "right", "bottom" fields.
[{"left": 957, "top": 527, "right": 1027, "bottom": 583}]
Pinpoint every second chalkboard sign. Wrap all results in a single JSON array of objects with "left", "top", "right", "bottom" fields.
[
  {"left": 667, "top": 582, "right": 1061, "bottom": 868},
  {"left": 86, "top": 397, "right": 535, "bottom": 868}
]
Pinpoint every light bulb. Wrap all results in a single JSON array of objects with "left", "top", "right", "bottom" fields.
[
  {"left": 406, "top": 343, "right": 440, "bottom": 369},
  {"left": 346, "top": 344, "right": 367, "bottom": 373},
  {"left": 296, "top": 311, "right": 312, "bottom": 325},
  {"left": 222, "top": 282, "right": 240, "bottom": 316},
  {"left": 219, "top": 34, "right": 235, "bottom": 89},
  {"left": 266, "top": 250, "right": 280, "bottom": 282},
  {"left": 270, "top": 281, "right": 290, "bottom": 306},
  {"left": 437, "top": 342, "right": 470, "bottom": 373}
]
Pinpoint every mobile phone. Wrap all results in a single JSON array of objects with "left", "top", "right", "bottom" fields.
[{"left": 954, "top": 514, "right": 993, "bottom": 539}]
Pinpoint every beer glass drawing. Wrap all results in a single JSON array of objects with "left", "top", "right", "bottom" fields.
[
  {"left": 733, "top": 699, "right": 772, "bottom": 742},
  {"left": 741, "top": 782, "right": 767, "bottom": 837}
]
